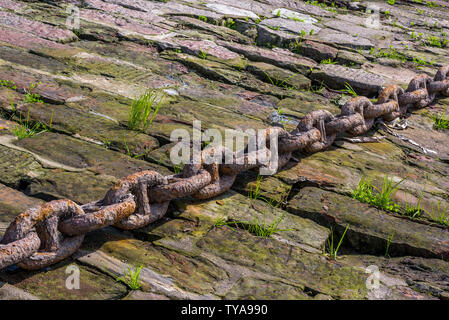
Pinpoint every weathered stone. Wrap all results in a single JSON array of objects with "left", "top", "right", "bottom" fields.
[
  {"left": 266, "top": 0, "right": 335, "bottom": 18},
  {"left": 336, "top": 50, "right": 368, "bottom": 67},
  {"left": 84, "top": 0, "right": 165, "bottom": 24},
  {"left": 162, "top": 51, "right": 298, "bottom": 99},
  {"left": 172, "top": 191, "right": 330, "bottom": 251},
  {"left": 246, "top": 62, "right": 311, "bottom": 90},
  {"left": 271, "top": 8, "right": 318, "bottom": 23},
  {"left": 232, "top": 171, "right": 293, "bottom": 203},
  {"left": 77, "top": 229, "right": 221, "bottom": 298},
  {"left": 0, "top": 262, "right": 127, "bottom": 299},
  {"left": 205, "top": 3, "right": 259, "bottom": 20},
  {"left": 0, "top": 26, "right": 78, "bottom": 53},
  {"left": 380, "top": 111, "right": 449, "bottom": 161},
  {"left": 287, "top": 187, "right": 449, "bottom": 259},
  {"left": 311, "top": 64, "right": 385, "bottom": 95},
  {"left": 323, "top": 19, "right": 393, "bottom": 43},
  {"left": 0, "top": 0, "right": 25, "bottom": 11},
  {"left": 0, "top": 90, "right": 161, "bottom": 157},
  {"left": 218, "top": 40, "right": 316, "bottom": 74},
  {"left": 0, "top": 0, "right": 448, "bottom": 301},
  {"left": 361, "top": 63, "right": 418, "bottom": 87},
  {"left": 80, "top": 9, "right": 167, "bottom": 37},
  {"left": 0, "top": 184, "right": 43, "bottom": 235},
  {"left": 0, "top": 46, "right": 67, "bottom": 75},
  {"left": 0, "top": 11, "right": 77, "bottom": 43},
  {"left": 0, "top": 282, "right": 39, "bottom": 300},
  {"left": 14, "top": 132, "right": 168, "bottom": 178},
  {"left": 175, "top": 16, "right": 253, "bottom": 44},
  {"left": 340, "top": 255, "right": 449, "bottom": 300},
  {"left": 123, "top": 290, "right": 169, "bottom": 300},
  {"left": 194, "top": 227, "right": 368, "bottom": 299},
  {"left": 260, "top": 17, "right": 321, "bottom": 35},
  {"left": 299, "top": 40, "right": 338, "bottom": 62},
  {"left": 276, "top": 93, "right": 341, "bottom": 119},
  {"left": 224, "top": 277, "right": 312, "bottom": 300},
  {"left": 256, "top": 24, "right": 299, "bottom": 47},
  {"left": 318, "top": 32, "right": 374, "bottom": 49},
  {"left": 175, "top": 39, "right": 240, "bottom": 60}
]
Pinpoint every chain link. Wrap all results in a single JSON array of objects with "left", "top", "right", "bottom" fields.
[{"left": 1, "top": 66, "right": 448, "bottom": 270}]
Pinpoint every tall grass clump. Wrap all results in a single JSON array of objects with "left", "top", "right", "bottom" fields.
[
  {"left": 327, "top": 224, "right": 349, "bottom": 260},
  {"left": 214, "top": 213, "right": 292, "bottom": 238},
  {"left": 352, "top": 176, "right": 405, "bottom": 212},
  {"left": 431, "top": 109, "right": 449, "bottom": 130},
  {"left": 128, "top": 90, "right": 163, "bottom": 132},
  {"left": 116, "top": 264, "right": 144, "bottom": 290}
]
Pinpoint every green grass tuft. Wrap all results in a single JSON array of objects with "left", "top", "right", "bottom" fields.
[
  {"left": 128, "top": 90, "right": 163, "bottom": 132},
  {"left": 248, "top": 174, "right": 263, "bottom": 200},
  {"left": 352, "top": 176, "right": 404, "bottom": 213},
  {"left": 327, "top": 224, "right": 349, "bottom": 260},
  {"left": 9, "top": 110, "right": 50, "bottom": 140},
  {"left": 430, "top": 109, "right": 449, "bottom": 130},
  {"left": 24, "top": 82, "right": 44, "bottom": 104},
  {"left": 426, "top": 201, "right": 449, "bottom": 227},
  {"left": 116, "top": 264, "right": 144, "bottom": 290},
  {"left": 404, "top": 192, "right": 423, "bottom": 219},
  {"left": 343, "top": 82, "right": 358, "bottom": 97},
  {"left": 320, "top": 58, "right": 337, "bottom": 65},
  {"left": 385, "top": 231, "right": 394, "bottom": 258},
  {"left": 214, "top": 213, "right": 291, "bottom": 238}
]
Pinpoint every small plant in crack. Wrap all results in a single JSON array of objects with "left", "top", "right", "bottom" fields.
[
  {"left": 373, "top": 175, "right": 405, "bottom": 212},
  {"left": 320, "top": 58, "right": 337, "bottom": 65},
  {"left": 245, "top": 213, "right": 291, "bottom": 238},
  {"left": 116, "top": 264, "right": 144, "bottom": 290},
  {"left": 426, "top": 201, "right": 449, "bottom": 227},
  {"left": 123, "top": 138, "right": 145, "bottom": 159},
  {"left": 224, "top": 18, "right": 236, "bottom": 29},
  {"left": 309, "top": 81, "right": 325, "bottom": 94},
  {"left": 173, "top": 163, "right": 182, "bottom": 174},
  {"left": 425, "top": 34, "right": 448, "bottom": 48},
  {"left": 248, "top": 174, "right": 263, "bottom": 200},
  {"left": 352, "top": 176, "right": 404, "bottom": 213},
  {"left": 326, "top": 224, "right": 349, "bottom": 260},
  {"left": 430, "top": 109, "right": 449, "bottom": 130},
  {"left": 198, "top": 49, "right": 208, "bottom": 59},
  {"left": 214, "top": 216, "right": 237, "bottom": 231},
  {"left": 10, "top": 110, "right": 50, "bottom": 140},
  {"left": 266, "top": 25, "right": 280, "bottom": 31},
  {"left": 263, "top": 71, "right": 298, "bottom": 90},
  {"left": 291, "top": 30, "right": 307, "bottom": 53},
  {"left": 247, "top": 175, "right": 289, "bottom": 208},
  {"left": 215, "top": 213, "right": 291, "bottom": 238},
  {"left": 102, "top": 137, "right": 111, "bottom": 148},
  {"left": 0, "top": 79, "right": 17, "bottom": 90},
  {"left": 403, "top": 192, "right": 423, "bottom": 219},
  {"left": 198, "top": 15, "right": 208, "bottom": 23},
  {"left": 385, "top": 231, "right": 394, "bottom": 258},
  {"left": 128, "top": 89, "right": 163, "bottom": 132},
  {"left": 342, "top": 82, "right": 358, "bottom": 97},
  {"left": 24, "top": 81, "right": 44, "bottom": 104}
]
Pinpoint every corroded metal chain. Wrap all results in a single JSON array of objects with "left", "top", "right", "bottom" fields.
[{"left": 1, "top": 66, "right": 448, "bottom": 271}]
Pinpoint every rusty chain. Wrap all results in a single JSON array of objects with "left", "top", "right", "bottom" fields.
[{"left": 0, "top": 66, "right": 448, "bottom": 271}]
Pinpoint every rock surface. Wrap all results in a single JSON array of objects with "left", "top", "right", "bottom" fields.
[{"left": 0, "top": 0, "right": 448, "bottom": 300}]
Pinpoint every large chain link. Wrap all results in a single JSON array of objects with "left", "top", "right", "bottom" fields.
[{"left": 1, "top": 66, "right": 448, "bottom": 270}]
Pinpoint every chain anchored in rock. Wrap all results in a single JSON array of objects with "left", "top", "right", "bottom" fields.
[{"left": 0, "top": 66, "right": 448, "bottom": 270}]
